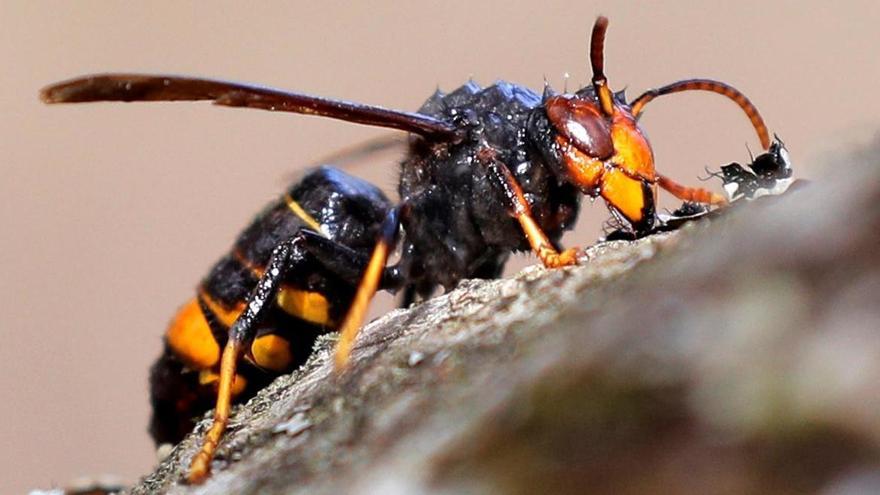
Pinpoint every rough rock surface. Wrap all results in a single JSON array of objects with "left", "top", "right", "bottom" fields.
[{"left": 129, "top": 140, "right": 880, "bottom": 495}]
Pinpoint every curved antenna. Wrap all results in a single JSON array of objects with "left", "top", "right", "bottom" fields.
[
  {"left": 630, "top": 78, "right": 770, "bottom": 150},
  {"left": 590, "top": 16, "right": 615, "bottom": 116}
]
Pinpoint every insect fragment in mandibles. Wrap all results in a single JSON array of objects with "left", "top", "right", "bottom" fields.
[{"left": 40, "top": 16, "right": 777, "bottom": 483}]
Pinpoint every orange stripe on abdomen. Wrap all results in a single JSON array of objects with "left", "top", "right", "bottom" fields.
[
  {"left": 284, "top": 193, "right": 325, "bottom": 235},
  {"left": 166, "top": 298, "right": 221, "bottom": 369}
]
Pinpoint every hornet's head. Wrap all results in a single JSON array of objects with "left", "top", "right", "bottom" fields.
[{"left": 530, "top": 16, "right": 771, "bottom": 236}]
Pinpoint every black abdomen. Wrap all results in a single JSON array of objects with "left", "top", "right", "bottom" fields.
[{"left": 149, "top": 166, "right": 391, "bottom": 444}]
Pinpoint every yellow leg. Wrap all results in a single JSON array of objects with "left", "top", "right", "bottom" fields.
[
  {"left": 333, "top": 240, "right": 390, "bottom": 371},
  {"left": 187, "top": 340, "right": 241, "bottom": 483},
  {"left": 333, "top": 207, "right": 400, "bottom": 371},
  {"left": 516, "top": 212, "right": 579, "bottom": 268},
  {"left": 478, "top": 148, "right": 578, "bottom": 268}
]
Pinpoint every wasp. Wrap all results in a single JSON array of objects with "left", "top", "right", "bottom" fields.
[{"left": 41, "top": 16, "right": 775, "bottom": 483}]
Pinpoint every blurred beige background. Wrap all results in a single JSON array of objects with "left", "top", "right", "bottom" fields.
[{"left": 2, "top": 1, "right": 879, "bottom": 492}]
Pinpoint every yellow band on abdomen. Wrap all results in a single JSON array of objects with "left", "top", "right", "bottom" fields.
[
  {"left": 284, "top": 194, "right": 325, "bottom": 235},
  {"left": 276, "top": 288, "right": 332, "bottom": 326}
]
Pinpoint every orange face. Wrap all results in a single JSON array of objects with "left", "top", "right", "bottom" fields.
[{"left": 545, "top": 94, "right": 656, "bottom": 228}]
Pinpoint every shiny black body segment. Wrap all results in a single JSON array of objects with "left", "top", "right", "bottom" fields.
[{"left": 149, "top": 166, "right": 395, "bottom": 444}]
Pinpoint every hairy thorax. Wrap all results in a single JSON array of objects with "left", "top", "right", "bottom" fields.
[{"left": 398, "top": 81, "right": 580, "bottom": 289}]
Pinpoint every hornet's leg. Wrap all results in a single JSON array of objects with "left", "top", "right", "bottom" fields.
[
  {"left": 656, "top": 174, "right": 727, "bottom": 206},
  {"left": 399, "top": 280, "right": 437, "bottom": 309},
  {"left": 333, "top": 206, "right": 402, "bottom": 371},
  {"left": 477, "top": 148, "right": 578, "bottom": 268},
  {"left": 187, "top": 234, "right": 308, "bottom": 483},
  {"left": 297, "top": 229, "right": 404, "bottom": 290},
  {"left": 187, "top": 228, "right": 403, "bottom": 483},
  {"left": 400, "top": 285, "right": 418, "bottom": 309}
]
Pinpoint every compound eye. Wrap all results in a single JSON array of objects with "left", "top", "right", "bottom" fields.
[{"left": 546, "top": 96, "right": 614, "bottom": 159}]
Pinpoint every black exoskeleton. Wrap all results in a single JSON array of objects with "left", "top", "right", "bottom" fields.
[
  {"left": 399, "top": 81, "right": 581, "bottom": 297},
  {"left": 149, "top": 166, "right": 396, "bottom": 444},
  {"left": 41, "top": 16, "right": 781, "bottom": 483}
]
